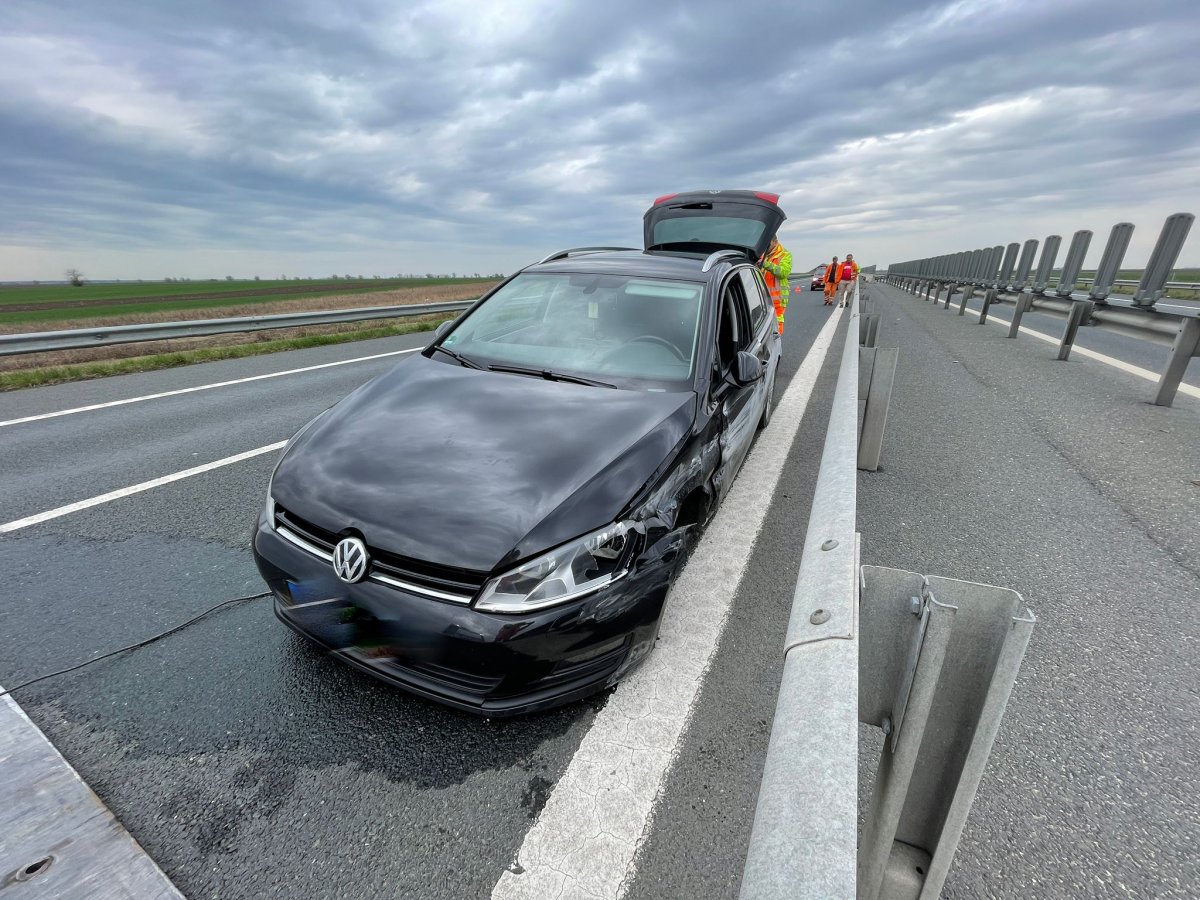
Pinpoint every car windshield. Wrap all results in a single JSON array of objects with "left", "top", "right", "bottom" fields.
[{"left": 440, "top": 272, "right": 703, "bottom": 387}]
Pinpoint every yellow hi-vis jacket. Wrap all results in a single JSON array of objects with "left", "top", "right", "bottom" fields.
[{"left": 762, "top": 242, "right": 793, "bottom": 332}]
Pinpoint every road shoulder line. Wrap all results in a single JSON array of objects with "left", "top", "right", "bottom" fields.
[{"left": 928, "top": 288, "right": 1200, "bottom": 400}]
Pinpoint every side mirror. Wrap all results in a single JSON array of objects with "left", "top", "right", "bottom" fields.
[
  {"left": 434, "top": 320, "right": 455, "bottom": 340},
  {"left": 731, "top": 350, "right": 764, "bottom": 386}
]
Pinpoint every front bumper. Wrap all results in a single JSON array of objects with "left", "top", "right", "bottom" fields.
[{"left": 252, "top": 512, "right": 673, "bottom": 716}]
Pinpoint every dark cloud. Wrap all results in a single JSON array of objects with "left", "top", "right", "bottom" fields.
[{"left": 1, "top": 0, "right": 1197, "bottom": 278}]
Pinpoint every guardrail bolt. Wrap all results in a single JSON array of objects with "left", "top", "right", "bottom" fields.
[
  {"left": 810, "top": 608, "right": 831, "bottom": 625},
  {"left": 820, "top": 539, "right": 839, "bottom": 551},
  {"left": 13, "top": 856, "right": 54, "bottom": 882}
]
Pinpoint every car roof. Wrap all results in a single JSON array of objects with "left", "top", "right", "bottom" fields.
[{"left": 522, "top": 249, "right": 731, "bottom": 281}]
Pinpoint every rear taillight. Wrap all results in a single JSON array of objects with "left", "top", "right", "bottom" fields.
[
  {"left": 754, "top": 192, "right": 780, "bottom": 204},
  {"left": 653, "top": 193, "right": 678, "bottom": 205}
]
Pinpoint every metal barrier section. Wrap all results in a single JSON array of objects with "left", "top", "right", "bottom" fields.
[
  {"left": 0, "top": 299, "right": 477, "bottom": 356},
  {"left": 1032, "top": 235, "right": 1060, "bottom": 294},
  {"left": 740, "top": 279, "right": 862, "bottom": 900},
  {"left": 741, "top": 279, "right": 1030, "bottom": 898},
  {"left": 857, "top": 568, "right": 1035, "bottom": 900},
  {"left": 882, "top": 212, "right": 1197, "bottom": 406},
  {"left": 1135, "top": 213, "right": 1194, "bottom": 307},
  {"left": 1088, "top": 223, "right": 1134, "bottom": 301},
  {"left": 1011, "top": 239, "right": 1037, "bottom": 292},
  {"left": 1055, "top": 230, "right": 1093, "bottom": 298}
]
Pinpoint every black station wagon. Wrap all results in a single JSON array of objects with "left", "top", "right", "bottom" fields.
[{"left": 253, "top": 190, "right": 787, "bottom": 714}]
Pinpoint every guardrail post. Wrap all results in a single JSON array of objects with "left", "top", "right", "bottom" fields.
[
  {"left": 1154, "top": 317, "right": 1200, "bottom": 407},
  {"left": 1055, "top": 230, "right": 1093, "bottom": 297},
  {"left": 1057, "top": 299, "right": 1095, "bottom": 360},
  {"left": 1008, "top": 292, "right": 1033, "bottom": 338},
  {"left": 1134, "top": 213, "right": 1195, "bottom": 307},
  {"left": 977, "top": 288, "right": 997, "bottom": 322},
  {"left": 858, "top": 348, "right": 897, "bottom": 472},
  {"left": 957, "top": 286, "right": 974, "bottom": 315}
]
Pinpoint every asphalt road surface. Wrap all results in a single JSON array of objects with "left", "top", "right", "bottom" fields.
[{"left": 1, "top": 281, "right": 1196, "bottom": 899}]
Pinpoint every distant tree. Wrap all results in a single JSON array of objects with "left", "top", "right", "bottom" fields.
[
  {"left": 225, "top": 275, "right": 233, "bottom": 281},
  {"left": 425, "top": 273, "right": 434, "bottom": 279},
  {"left": 254, "top": 275, "right": 260, "bottom": 281},
  {"left": 64, "top": 268, "right": 85, "bottom": 286}
]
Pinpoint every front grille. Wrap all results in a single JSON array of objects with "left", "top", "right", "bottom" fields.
[{"left": 275, "top": 504, "right": 487, "bottom": 602}]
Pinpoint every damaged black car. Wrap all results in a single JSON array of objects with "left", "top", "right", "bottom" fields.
[{"left": 252, "top": 190, "right": 785, "bottom": 715}]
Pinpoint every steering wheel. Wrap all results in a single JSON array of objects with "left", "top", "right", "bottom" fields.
[{"left": 626, "top": 334, "right": 688, "bottom": 362}]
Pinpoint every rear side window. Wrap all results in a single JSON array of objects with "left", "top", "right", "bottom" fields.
[
  {"left": 653, "top": 216, "right": 766, "bottom": 249},
  {"left": 739, "top": 269, "right": 768, "bottom": 330}
]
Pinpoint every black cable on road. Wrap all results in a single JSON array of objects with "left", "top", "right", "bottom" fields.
[{"left": 0, "top": 591, "right": 270, "bottom": 699}]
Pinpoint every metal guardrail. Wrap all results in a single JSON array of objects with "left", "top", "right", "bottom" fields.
[
  {"left": 0, "top": 300, "right": 477, "bottom": 357},
  {"left": 741, "top": 280, "right": 1035, "bottom": 899},
  {"left": 741, "top": 280, "right": 864, "bottom": 899},
  {"left": 883, "top": 213, "right": 1198, "bottom": 406}
]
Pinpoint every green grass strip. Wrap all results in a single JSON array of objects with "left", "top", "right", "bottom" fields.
[{"left": 0, "top": 318, "right": 447, "bottom": 392}]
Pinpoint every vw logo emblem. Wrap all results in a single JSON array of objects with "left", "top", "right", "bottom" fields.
[{"left": 332, "top": 537, "right": 369, "bottom": 584}]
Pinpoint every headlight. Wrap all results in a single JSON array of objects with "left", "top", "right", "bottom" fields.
[{"left": 475, "top": 521, "right": 637, "bottom": 613}]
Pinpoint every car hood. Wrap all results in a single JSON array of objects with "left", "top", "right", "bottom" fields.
[{"left": 271, "top": 356, "right": 696, "bottom": 573}]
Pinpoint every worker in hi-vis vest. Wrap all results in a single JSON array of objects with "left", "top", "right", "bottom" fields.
[
  {"left": 760, "top": 237, "right": 792, "bottom": 334},
  {"left": 837, "top": 254, "right": 860, "bottom": 307}
]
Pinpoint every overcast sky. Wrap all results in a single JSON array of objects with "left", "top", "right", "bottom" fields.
[{"left": 1, "top": 0, "right": 1197, "bottom": 280}]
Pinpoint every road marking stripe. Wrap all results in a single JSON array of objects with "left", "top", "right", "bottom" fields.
[
  {"left": 492, "top": 307, "right": 846, "bottom": 900},
  {"left": 0, "top": 348, "right": 420, "bottom": 428},
  {"left": 0, "top": 441, "right": 287, "bottom": 533},
  {"left": 982, "top": 312, "right": 1200, "bottom": 399},
  {"left": 912, "top": 290, "right": 1200, "bottom": 400}
]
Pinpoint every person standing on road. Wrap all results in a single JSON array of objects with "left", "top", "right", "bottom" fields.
[
  {"left": 838, "top": 254, "right": 860, "bottom": 307},
  {"left": 823, "top": 256, "right": 840, "bottom": 306},
  {"left": 760, "top": 237, "right": 793, "bottom": 334}
]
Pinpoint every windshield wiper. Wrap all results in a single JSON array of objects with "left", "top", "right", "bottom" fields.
[
  {"left": 430, "top": 344, "right": 483, "bottom": 369},
  {"left": 486, "top": 363, "right": 616, "bottom": 389}
]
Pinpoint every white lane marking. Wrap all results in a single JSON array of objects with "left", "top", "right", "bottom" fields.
[
  {"left": 920, "top": 292, "right": 1200, "bottom": 400},
  {"left": 492, "top": 307, "right": 846, "bottom": 900},
  {"left": 0, "top": 348, "right": 420, "bottom": 428},
  {"left": 0, "top": 441, "right": 287, "bottom": 533}
]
